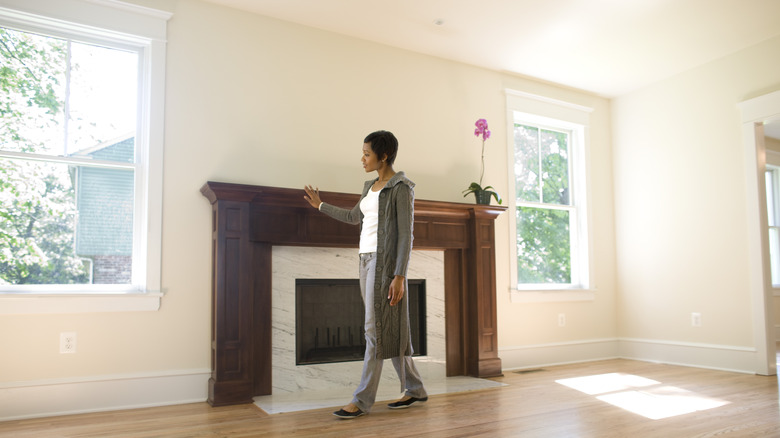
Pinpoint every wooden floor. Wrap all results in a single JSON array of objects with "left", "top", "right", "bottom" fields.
[{"left": 1, "top": 358, "right": 779, "bottom": 438}]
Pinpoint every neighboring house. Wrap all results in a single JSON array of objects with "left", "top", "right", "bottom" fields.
[{"left": 71, "top": 134, "right": 134, "bottom": 284}]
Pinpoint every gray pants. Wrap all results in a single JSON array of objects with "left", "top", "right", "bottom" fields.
[{"left": 351, "top": 253, "right": 427, "bottom": 413}]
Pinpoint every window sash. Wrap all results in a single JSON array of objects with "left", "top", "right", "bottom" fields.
[
  {"left": 515, "top": 124, "right": 573, "bottom": 207},
  {"left": 515, "top": 185, "right": 581, "bottom": 287},
  {"left": 0, "top": 26, "right": 141, "bottom": 160}
]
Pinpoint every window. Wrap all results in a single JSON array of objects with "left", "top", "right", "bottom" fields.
[
  {"left": 0, "top": 0, "right": 169, "bottom": 312},
  {"left": 765, "top": 163, "right": 780, "bottom": 287},
  {"left": 1, "top": 28, "right": 138, "bottom": 287},
  {"left": 505, "top": 90, "right": 593, "bottom": 302},
  {"left": 514, "top": 123, "right": 577, "bottom": 284}
]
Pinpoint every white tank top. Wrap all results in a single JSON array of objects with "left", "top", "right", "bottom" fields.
[{"left": 359, "top": 188, "right": 380, "bottom": 254}]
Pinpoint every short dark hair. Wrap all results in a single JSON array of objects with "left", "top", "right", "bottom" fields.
[{"left": 364, "top": 130, "right": 398, "bottom": 165}]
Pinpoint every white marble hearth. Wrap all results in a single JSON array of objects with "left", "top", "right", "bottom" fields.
[
  {"left": 254, "top": 375, "right": 504, "bottom": 414},
  {"left": 255, "top": 246, "right": 505, "bottom": 414}
]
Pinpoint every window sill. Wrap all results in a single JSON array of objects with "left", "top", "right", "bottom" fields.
[
  {"left": 0, "top": 292, "right": 163, "bottom": 315},
  {"left": 510, "top": 288, "right": 596, "bottom": 303}
]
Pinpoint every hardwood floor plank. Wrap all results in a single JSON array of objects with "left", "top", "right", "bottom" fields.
[{"left": 1, "top": 359, "right": 778, "bottom": 437}]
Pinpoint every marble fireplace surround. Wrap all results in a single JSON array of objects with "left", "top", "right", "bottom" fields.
[
  {"left": 270, "top": 246, "right": 446, "bottom": 397},
  {"left": 201, "top": 182, "right": 505, "bottom": 407}
]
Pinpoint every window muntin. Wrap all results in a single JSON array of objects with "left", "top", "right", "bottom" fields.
[{"left": 0, "top": 22, "right": 144, "bottom": 290}]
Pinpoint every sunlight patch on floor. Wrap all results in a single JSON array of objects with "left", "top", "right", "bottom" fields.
[{"left": 556, "top": 373, "right": 730, "bottom": 420}]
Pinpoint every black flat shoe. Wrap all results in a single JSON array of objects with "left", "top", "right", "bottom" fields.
[
  {"left": 333, "top": 408, "right": 366, "bottom": 419},
  {"left": 387, "top": 396, "right": 428, "bottom": 409}
]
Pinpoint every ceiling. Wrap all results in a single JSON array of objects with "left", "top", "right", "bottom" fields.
[{"left": 201, "top": 0, "right": 780, "bottom": 98}]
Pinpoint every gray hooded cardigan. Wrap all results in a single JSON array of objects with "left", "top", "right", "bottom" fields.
[{"left": 319, "top": 171, "right": 415, "bottom": 359}]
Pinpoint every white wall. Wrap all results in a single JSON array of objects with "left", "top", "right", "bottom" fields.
[{"left": 612, "top": 33, "right": 780, "bottom": 368}]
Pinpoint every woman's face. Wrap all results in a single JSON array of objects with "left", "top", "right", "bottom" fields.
[{"left": 361, "top": 142, "right": 383, "bottom": 173}]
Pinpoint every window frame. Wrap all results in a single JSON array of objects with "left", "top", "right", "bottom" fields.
[
  {"left": 0, "top": 0, "right": 170, "bottom": 313},
  {"left": 505, "top": 89, "right": 595, "bottom": 303},
  {"left": 765, "top": 150, "right": 780, "bottom": 290}
]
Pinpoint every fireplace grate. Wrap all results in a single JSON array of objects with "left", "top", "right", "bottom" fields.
[{"left": 295, "top": 278, "right": 426, "bottom": 365}]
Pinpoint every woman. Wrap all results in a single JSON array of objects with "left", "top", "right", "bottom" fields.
[{"left": 303, "top": 130, "right": 428, "bottom": 419}]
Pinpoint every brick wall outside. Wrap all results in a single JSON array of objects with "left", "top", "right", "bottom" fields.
[{"left": 92, "top": 255, "right": 132, "bottom": 284}]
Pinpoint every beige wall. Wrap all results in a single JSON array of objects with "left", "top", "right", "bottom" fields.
[
  {"left": 612, "top": 34, "right": 780, "bottom": 347},
  {"left": 0, "top": 0, "right": 615, "bottom": 383}
]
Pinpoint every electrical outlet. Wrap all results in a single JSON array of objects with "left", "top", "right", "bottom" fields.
[
  {"left": 558, "top": 313, "right": 566, "bottom": 327},
  {"left": 691, "top": 313, "right": 702, "bottom": 327},
  {"left": 60, "top": 332, "right": 77, "bottom": 354}
]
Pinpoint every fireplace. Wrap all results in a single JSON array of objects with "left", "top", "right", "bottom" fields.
[
  {"left": 271, "top": 246, "right": 444, "bottom": 394},
  {"left": 201, "top": 182, "right": 505, "bottom": 407},
  {"left": 295, "top": 278, "right": 426, "bottom": 365}
]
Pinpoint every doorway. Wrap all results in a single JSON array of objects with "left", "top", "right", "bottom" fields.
[
  {"left": 739, "top": 91, "right": 780, "bottom": 375},
  {"left": 764, "top": 121, "right": 780, "bottom": 374}
]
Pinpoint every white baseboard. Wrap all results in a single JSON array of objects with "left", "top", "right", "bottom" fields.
[
  {"left": 499, "top": 338, "right": 620, "bottom": 371},
  {"left": 1, "top": 336, "right": 766, "bottom": 422},
  {"left": 0, "top": 369, "right": 210, "bottom": 421},
  {"left": 618, "top": 338, "right": 758, "bottom": 374},
  {"left": 499, "top": 338, "right": 761, "bottom": 375}
]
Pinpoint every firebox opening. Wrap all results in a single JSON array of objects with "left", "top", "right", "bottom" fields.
[{"left": 295, "top": 278, "right": 427, "bottom": 366}]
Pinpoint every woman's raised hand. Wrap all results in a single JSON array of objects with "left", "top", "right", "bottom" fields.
[{"left": 303, "top": 185, "right": 322, "bottom": 209}]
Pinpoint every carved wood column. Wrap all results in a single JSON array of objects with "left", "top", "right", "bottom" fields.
[
  {"left": 205, "top": 197, "right": 254, "bottom": 406},
  {"left": 466, "top": 208, "right": 503, "bottom": 377}
]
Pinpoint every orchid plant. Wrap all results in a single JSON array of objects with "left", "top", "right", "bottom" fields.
[{"left": 463, "top": 118, "right": 502, "bottom": 205}]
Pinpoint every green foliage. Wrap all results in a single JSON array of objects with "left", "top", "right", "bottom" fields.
[
  {"left": 0, "top": 160, "right": 89, "bottom": 284},
  {"left": 462, "top": 182, "right": 502, "bottom": 205},
  {"left": 0, "top": 27, "right": 89, "bottom": 285},
  {"left": 516, "top": 206, "right": 570, "bottom": 284},
  {"left": 0, "top": 28, "right": 64, "bottom": 113}
]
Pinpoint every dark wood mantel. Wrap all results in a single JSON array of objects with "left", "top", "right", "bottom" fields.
[{"left": 201, "top": 181, "right": 506, "bottom": 406}]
